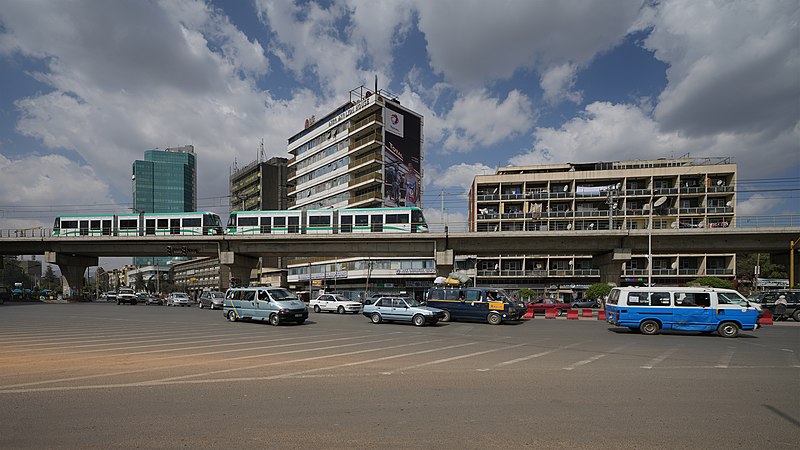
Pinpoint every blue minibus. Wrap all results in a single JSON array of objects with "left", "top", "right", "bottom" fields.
[{"left": 605, "top": 286, "right": 760, "bottom": 338}]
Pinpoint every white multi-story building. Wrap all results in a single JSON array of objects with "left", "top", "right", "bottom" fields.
[
  {"left": 285, "top": 85, "right": 432, "bottom": 301},
  {"left": 467, "top": 157, "right": 738, "bottom": 294}
]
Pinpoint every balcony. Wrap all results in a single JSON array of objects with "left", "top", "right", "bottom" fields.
[
  {"left": 654, "top": 188, "right": 678, "bottom": 195},
  {"left": 477, "top": 194, "right": 500, "bottom": 201},
  {"left": 707, "top": 185, "right": 733, "bottom": 193},
  {"left": 624, "top": 189, "right": 652, "bottom": 196},
  {"left": 678, "top": 268, "right": 699, "bottom": 276},
  {"left": 679, "top": 207, "right": 705, "bottom": 215},
  {"left": 680, "top": 186, "right": 705, "bottom": 194},
  {"left": 349, "top": 152, "right": 382, "bottom": 169},
  {"left": 706, "top": 268, "right": 734, "bottom": 275}
]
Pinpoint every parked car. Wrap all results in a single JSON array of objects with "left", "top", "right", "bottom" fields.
[
  {"left": 362, "top": 296, "right": 445, "bottom": 326},
  {"left": 146, "top": 294, "right": 164, "bottom": 306},
  {"left": 570, "top": 298, "right": 599, "bottom": 309},
  {"left": 223, "top": 287, "right": 308, "bottom": 325},
  {"left": 102, "top": 291, "right": 117, "bottom": 302},
  {"left": 526, "top": 297, "right": 571, "bottom": 316},
  {"left": 198, "top": 290, "right": 225, "bottom": 310},
  {"left": 167, "top": 292, "right": 191, "bottom": 307},
  {"left": 116, "top": 288, "right": 138, "bottom": 305},
  {"left": 310, "top": 294, "right": 362, "bottom": 314},
  {"left": 757, "top": 290, "right": 800, "bottom": 321}
]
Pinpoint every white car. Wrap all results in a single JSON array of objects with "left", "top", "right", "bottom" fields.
[
  {"left": 167, "top": 292, "right": 191, "bottom": 307},
  {"left": 310, "top": 294, "right": 362, "bottom": 314}
]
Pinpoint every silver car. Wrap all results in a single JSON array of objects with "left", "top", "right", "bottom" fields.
[
  {"left": 198, "top": 290, "right": 225, "bottom": 310},
  {"left": 362, "top": 296, "right": 445, "bottom": 326},
  {"left": 167, "top": 292, "right": 190, "bottom": 307}
]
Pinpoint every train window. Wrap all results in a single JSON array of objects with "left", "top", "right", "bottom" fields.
[
  {"left": 288, "top": 216, "right": 300, "bottom": 233},
  {"left": 341, "top": 215, "right": 352, "bottom": 233},
  {"left": 119, "top": 219, "right": 138, "bottom": 230},
  {"left": 91, "top": 220, "right": 101, "bottom": 229},
  {"left": 157, "top": 219, "right": 168, "bottom": 229},
  {"left": 309, "top": 216, "right": 331, "bottom": 226},
  {"left": 62, "top": 220, "right": 78, "bottom": 229},
  {"left": 371, "top": 215, "right": 383, "bottom": 232},
  {"left": 102, "top": 220, "right": 112, "bottom": 236},
  {"left": 238, "top": 217, "right": 258, "bottom": 227},
  {"left": 355, "top": 215, "right": 368, "bottom": 226},
  {"left": 386, "top": 214, "right": 409, "bottom": 224},
  {"left": 260, "top": 217, "right": 271, "bottom": 234},
  {"left": 145, "top": 219, "right": 156, "bottom": 235},
  {"left": 183, "top": 218, "right": 201, "bottom": 227},
  {"left": 274, "top": 217, "right": 286, "bottom": 227}
]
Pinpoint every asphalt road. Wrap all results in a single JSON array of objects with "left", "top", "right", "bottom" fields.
[{"left": 1, "top": 301, "right": 798, "bottom": 449}]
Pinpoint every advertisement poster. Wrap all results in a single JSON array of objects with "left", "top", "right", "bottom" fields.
[{"left": 384, "top": 103, "right": 422, "bottom": 207}]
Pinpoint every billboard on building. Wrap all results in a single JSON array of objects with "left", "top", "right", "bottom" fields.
[{"left": 384, "top": 103, "right": 422, "bottom": 207}]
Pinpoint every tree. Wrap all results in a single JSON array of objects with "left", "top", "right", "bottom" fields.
[
  {"left": 1, "top": 257, "right": 33, "bottom": 288},
  {"left": 736, "top": 253, "right": 788, "bottom": 279},
  {"left": 686, "top": 277, "right": 734, "bottom": 289},
  {"left": 135, "top": 272, "right": 145, "bottom": 292},
  {"left": 517, "top": 287, "right": 536, "bottom": 302},
  {"left": 42, "top": 265, "right": 60, "bottom": 291},
  {"left": 585, "top": 283, "right": 613, "bottom": 300}
]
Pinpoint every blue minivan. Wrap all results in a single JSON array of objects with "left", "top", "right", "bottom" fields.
[
  {"left": 224, "top": 287, "right": 309, "bottom": 326},
  {"left": 424, "top": 287, "right": 526, "bottom": 325},
  {"left": 605, "top": 286, "right": 760, "bottom": 338}
]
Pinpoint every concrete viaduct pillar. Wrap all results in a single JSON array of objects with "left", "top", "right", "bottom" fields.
[
  {"left": 45, "top": 252, "right": 98, "bottom": 298},
  {"left": 219, "top": 251, "right": 259, "bottom": 287},
  {"left": 594, "top": 248, "right": 631, "bottom": 286},
  {"left": 435, "top": 249, "right": 454, "bottom": 278}
]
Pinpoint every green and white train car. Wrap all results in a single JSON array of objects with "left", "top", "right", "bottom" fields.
[{"left": 226, "top": 207, "right": 428, "bottom": 235}]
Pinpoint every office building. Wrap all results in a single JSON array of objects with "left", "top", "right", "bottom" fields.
[
  {"left": 230, "top": 156, "right": 289, "bottom": 211},
  {"left": 132, "top": 145, "right": 197, "bottom": 266},
  {"left": 285, "top": 85, "right": 432, "bottom": 300},
  {"left": 468, "top": 157, "right": 737, "bottom": 294}
]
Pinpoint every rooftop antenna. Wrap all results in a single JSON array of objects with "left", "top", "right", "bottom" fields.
[
  {"left": 259, "top": 138, "right": 266, "bottom": 163},
  {"left": 375, "top": 75, "right": 378, "bottom": 95}
]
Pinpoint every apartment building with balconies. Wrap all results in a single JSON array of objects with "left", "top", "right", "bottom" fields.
[{"left": 468, "top": 157, "right": 738, "bottom": 293}]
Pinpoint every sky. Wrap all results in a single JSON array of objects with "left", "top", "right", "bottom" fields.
[{"left": 0, "top": 0, "right": 798, "bottom": 256}]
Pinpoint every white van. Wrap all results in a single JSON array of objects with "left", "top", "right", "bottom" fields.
[
  {"left": 605, "top": 286, "right": 760, "bottom": 338},
  {"left": 223, "top": 287, "right": 308, "bottom": 326}
]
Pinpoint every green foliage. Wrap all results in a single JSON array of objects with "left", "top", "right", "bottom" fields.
[
  {"left": 134, "top": 272, "right": 145, "bottom": 291},
  {"left": 517, "top": 287, "right": 536, "bottom": 301},
  {"left": 585, "top": 283, "right": 613, "bottom": 300},
  {"left": 686, "top": 277, "right": 734, "bottom": 289},
  {"left": 736, "top": 253, "right": 788, "bottom": 279},
  {"left": 1, "top": 257, "right": 34, "bottom": 288}
]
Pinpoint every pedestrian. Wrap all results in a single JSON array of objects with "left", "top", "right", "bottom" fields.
[{"left": 774, "top": 294, "right": 788, "bottom": 320}]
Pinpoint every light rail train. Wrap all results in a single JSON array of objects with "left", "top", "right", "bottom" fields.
[{"left": 52, "top": 207, "right": 428, "bottom": 237}]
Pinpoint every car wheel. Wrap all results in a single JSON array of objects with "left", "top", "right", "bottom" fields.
[
  {"left": 313, "top": 305, "right": 321, "bottom": 313},
  {"left": 412, "top": 314, "right": 426, "bottom": 327},
  {"left": 717, "top": 321, "right": 739, "bottom": 338},
  {"left": 487, "top": 313, "right": 502, "bottom": 325},
  {"left": 792, "top": 310, "right": 800, "bottom": 322},
  {"left": 371, "top": 312, "right": 382, "bottom": 324},
  {"left": 441, "top": 310, "right": 452, "bottom": 322},
  {"left": 640, "top": 319, "right": 660, "bottom": 335},
  {"left": 116, "top": 301, "right": 121, "bottom": 305},
  {"left": 227, "top": 310, "right": 238, "bottom": 322},
  {"left": 269, "top": 314, "right": 280, "bottom": 326},
  {"left": 337, "top": 306, "right": 345, "bottom": 314}
]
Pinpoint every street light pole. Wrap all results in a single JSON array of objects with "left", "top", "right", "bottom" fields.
[{"left": 791, "top": 237, "right": 800, "bottom": 288}]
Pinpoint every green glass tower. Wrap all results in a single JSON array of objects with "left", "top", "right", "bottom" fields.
[
  {"left": 133, "top": 145, "right": 197, "bottom": 213},
  {"left": 132, "top": 145, "right": 197, "bottom": 266}
]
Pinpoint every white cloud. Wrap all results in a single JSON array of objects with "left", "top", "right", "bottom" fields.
[
  {"left": 441, "top": 90, "right": 534, "bottom": 153},
  {"left": 425, "top": 163, "right": 494, "bottom": 191},
  {"left": 642, "top": 0, "right": 800, "bottom": 137},
  {"left": 540, "top": 62, "right": 582, "bottom": 105},
  {"left": 0, "top": 153, "right": 119, "bottom": 229},
  {"left": 413, "top": 0, "right": 644, "bottom": 87},
  {"left": 0, "top": 0, "right": 318, "bottom": 212},
  {"left": 736, "top": 194, "right": 782, "bottom": 218},
  {"left": 422, "top": 208, "right": 468, "bottom": 233}
]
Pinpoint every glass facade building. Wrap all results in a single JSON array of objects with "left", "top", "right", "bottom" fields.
[{"left": 132, "top": 145, "right": 197, "bottom": 266}]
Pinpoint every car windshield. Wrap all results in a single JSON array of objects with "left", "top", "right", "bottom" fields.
[
  {"left": 405, "top": 299, "right": 421, "bottom": 307},
  {"left": 174, "top": 293, "right": 188, "bottom": 298},
  {"left": 269, "top": 288, "right": 298, "bottom": 300},
  {"left": 210, "top": 292, "right": 224, "bottom": 298},
  {"left": 718, "top": 292, "right": 750, "bottom": 307},
  {"left": 333, "top": 295, "right": 351, "bottom": 302}
]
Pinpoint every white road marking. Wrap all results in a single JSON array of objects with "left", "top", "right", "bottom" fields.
[
  {"left": 476, "top": 342, "right": 585, "bottom": 371},
  {"left": 715, "top": 349, "right": 735, "bottom": 368},
  {"left": 562, "top": 344, "right": 632, "bottom": 371},
  {"left": 387, "top": 343, "right": 527, "bottom": 374},
  {"left": 641, "top": 348, "right": 680, "bottom": 369}
]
